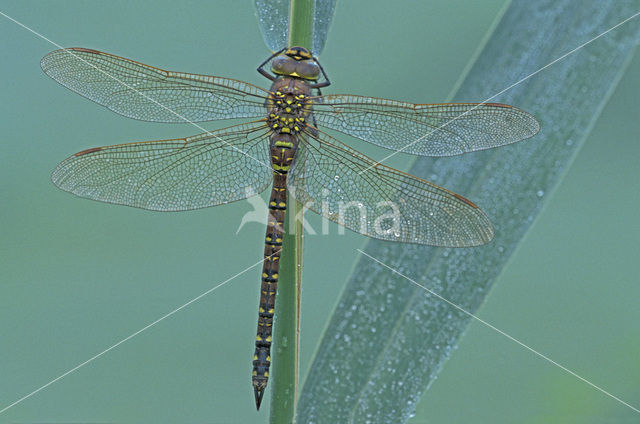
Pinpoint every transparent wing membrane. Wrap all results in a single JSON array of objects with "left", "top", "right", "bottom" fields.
[
  {"left": 289, "top": 130, "right": 493, "bottom": 247},
  {"left": 43, "top": 47, "right": 540, "bottom": 245},
  {"left": 254, "top": 0, "right": 336, "bottom": 55},
  {"left": 52, "top": 122, "right": 273, "bottom": 211},
  {"left": 254, "top": 0, "right": 289, "bottom": 53},
  {"left": 314, "top": 95, "right": 540, "bottom": 156},
  {"left": 41, "top": 48, "right": 269, "bottom": 123},
  {"left": 42, "top": 49, "right": 539, "bottom": 158}
]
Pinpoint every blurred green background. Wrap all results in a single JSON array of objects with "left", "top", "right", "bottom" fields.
[{"left": 1, "top": 1, "right": 638, "bottom": 423}]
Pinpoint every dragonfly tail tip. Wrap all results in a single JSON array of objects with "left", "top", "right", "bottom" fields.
[{"left": 254, "top": 387, "right": 265, "bottom": 410}]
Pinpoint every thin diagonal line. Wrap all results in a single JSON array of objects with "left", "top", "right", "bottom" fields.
[
  {"left": 357, "top": 249, "right": 640, "bottom": 414},
  {"left": 0, "top": 10, "right": 273, "bottom": 173},
  {"left": 0, "top": 254, "right": 270, "bottom": 415},
  {"left": 359, "top": 9, "right": 640, "bottom": 175}
]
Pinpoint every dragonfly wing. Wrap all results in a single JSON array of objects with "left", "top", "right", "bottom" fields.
[
  {"left": 52, "top": 122, "right": 273, "bottom": 211},
  {"left": 288, "top": 130, "right": 493, "bottom": 247},
  {"left": 41, "top": 48, "right": 269, "bottom": 123},
  {"left": 313, "top": 95, "right": 540, "bottom": 156}
]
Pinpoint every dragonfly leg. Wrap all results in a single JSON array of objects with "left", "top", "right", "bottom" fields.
[
  {"left": 257, "top": 48, "right": 286, "bottom": 82},
  {"left": 309, "top": 56, "right": 331, "bottom": 89}
]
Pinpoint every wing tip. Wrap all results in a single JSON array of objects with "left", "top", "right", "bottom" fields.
[
  {"left": 458, "top": 221, "right": 494, "bottom": 247},
  {"left": 452, "top": 192, "right": 480, "bottom": 209},
  {"left": 529, "top": 113, "right": 542, "bottom": 137},
  {"left": 483, "top": 102, "right": 541, "bottom": 138},
  {"left": 478, "top": 223, "right": 495, "bottom": 245},
  {"left": 41, "top": 47, "right": 93, "bottom": 74},
  {"left": 42, "top": 46, "right": 97, "bottom": 61},
  {"left": 459, "top": 201, "right": 495, "bottom": 247}
]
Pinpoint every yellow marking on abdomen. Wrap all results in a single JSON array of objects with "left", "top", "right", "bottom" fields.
[{"left": 275, "top": 140, "right": 293, "bottom": 148}]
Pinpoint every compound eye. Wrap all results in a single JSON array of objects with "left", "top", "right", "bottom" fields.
[
  {"left": 296, "top": 61, "right": 320, "bottom": 80},
  {"left": 271, "top": 55, "right": 296, "bottom": 76}
]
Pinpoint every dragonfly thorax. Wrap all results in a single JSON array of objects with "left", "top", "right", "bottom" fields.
[{"left": 267, "top": 78, "right": 312, "bottom": 135}]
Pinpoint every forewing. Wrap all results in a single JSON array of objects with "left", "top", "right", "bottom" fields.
[
  {"left": 41, "top": 48, "right": 270, "bottom": 123},
  {"left": 52, "top": 122, "right": 273, "bottom": 211},
  {"left": 314, "top": 95, "right": 540, "bottom": 156},
  {"left": 288, "top": 130, "right": 493, "bottom": 247}
]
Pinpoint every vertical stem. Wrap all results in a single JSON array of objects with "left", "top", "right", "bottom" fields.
[
  {"left": 269, "top": 2, "right": 313, "bottom": 423},
  {"left": 269, "top": 202, "right": 304, "bottom": 423},
  {"left": 288, "top": 0, "right": 314, "bottom": 50}
]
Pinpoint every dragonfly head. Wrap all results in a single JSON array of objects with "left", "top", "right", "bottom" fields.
[
  {"left": 271, "top": 46, "right": 320, "bottom": 81},
  {"left": 285, "top": 46, "right": 312, "bottom": 60}
]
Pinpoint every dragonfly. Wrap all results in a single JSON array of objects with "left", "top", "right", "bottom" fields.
[{"left": 41, "top": 45, "right": 539, "bottom": 410}]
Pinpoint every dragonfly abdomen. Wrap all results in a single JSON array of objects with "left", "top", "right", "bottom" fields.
[{"left": 252, "top": 128, "right": 300, "bottom": 409}]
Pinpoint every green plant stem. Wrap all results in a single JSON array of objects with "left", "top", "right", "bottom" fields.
[
  {"left": 288, "top": 0, "right": 314, "bottom": 50},
  {"left": 269, "top": 202, "right": 303, "bottom": 423},
  {"left": 269, "top": 1, "right": 313, "bottom": 422}
]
